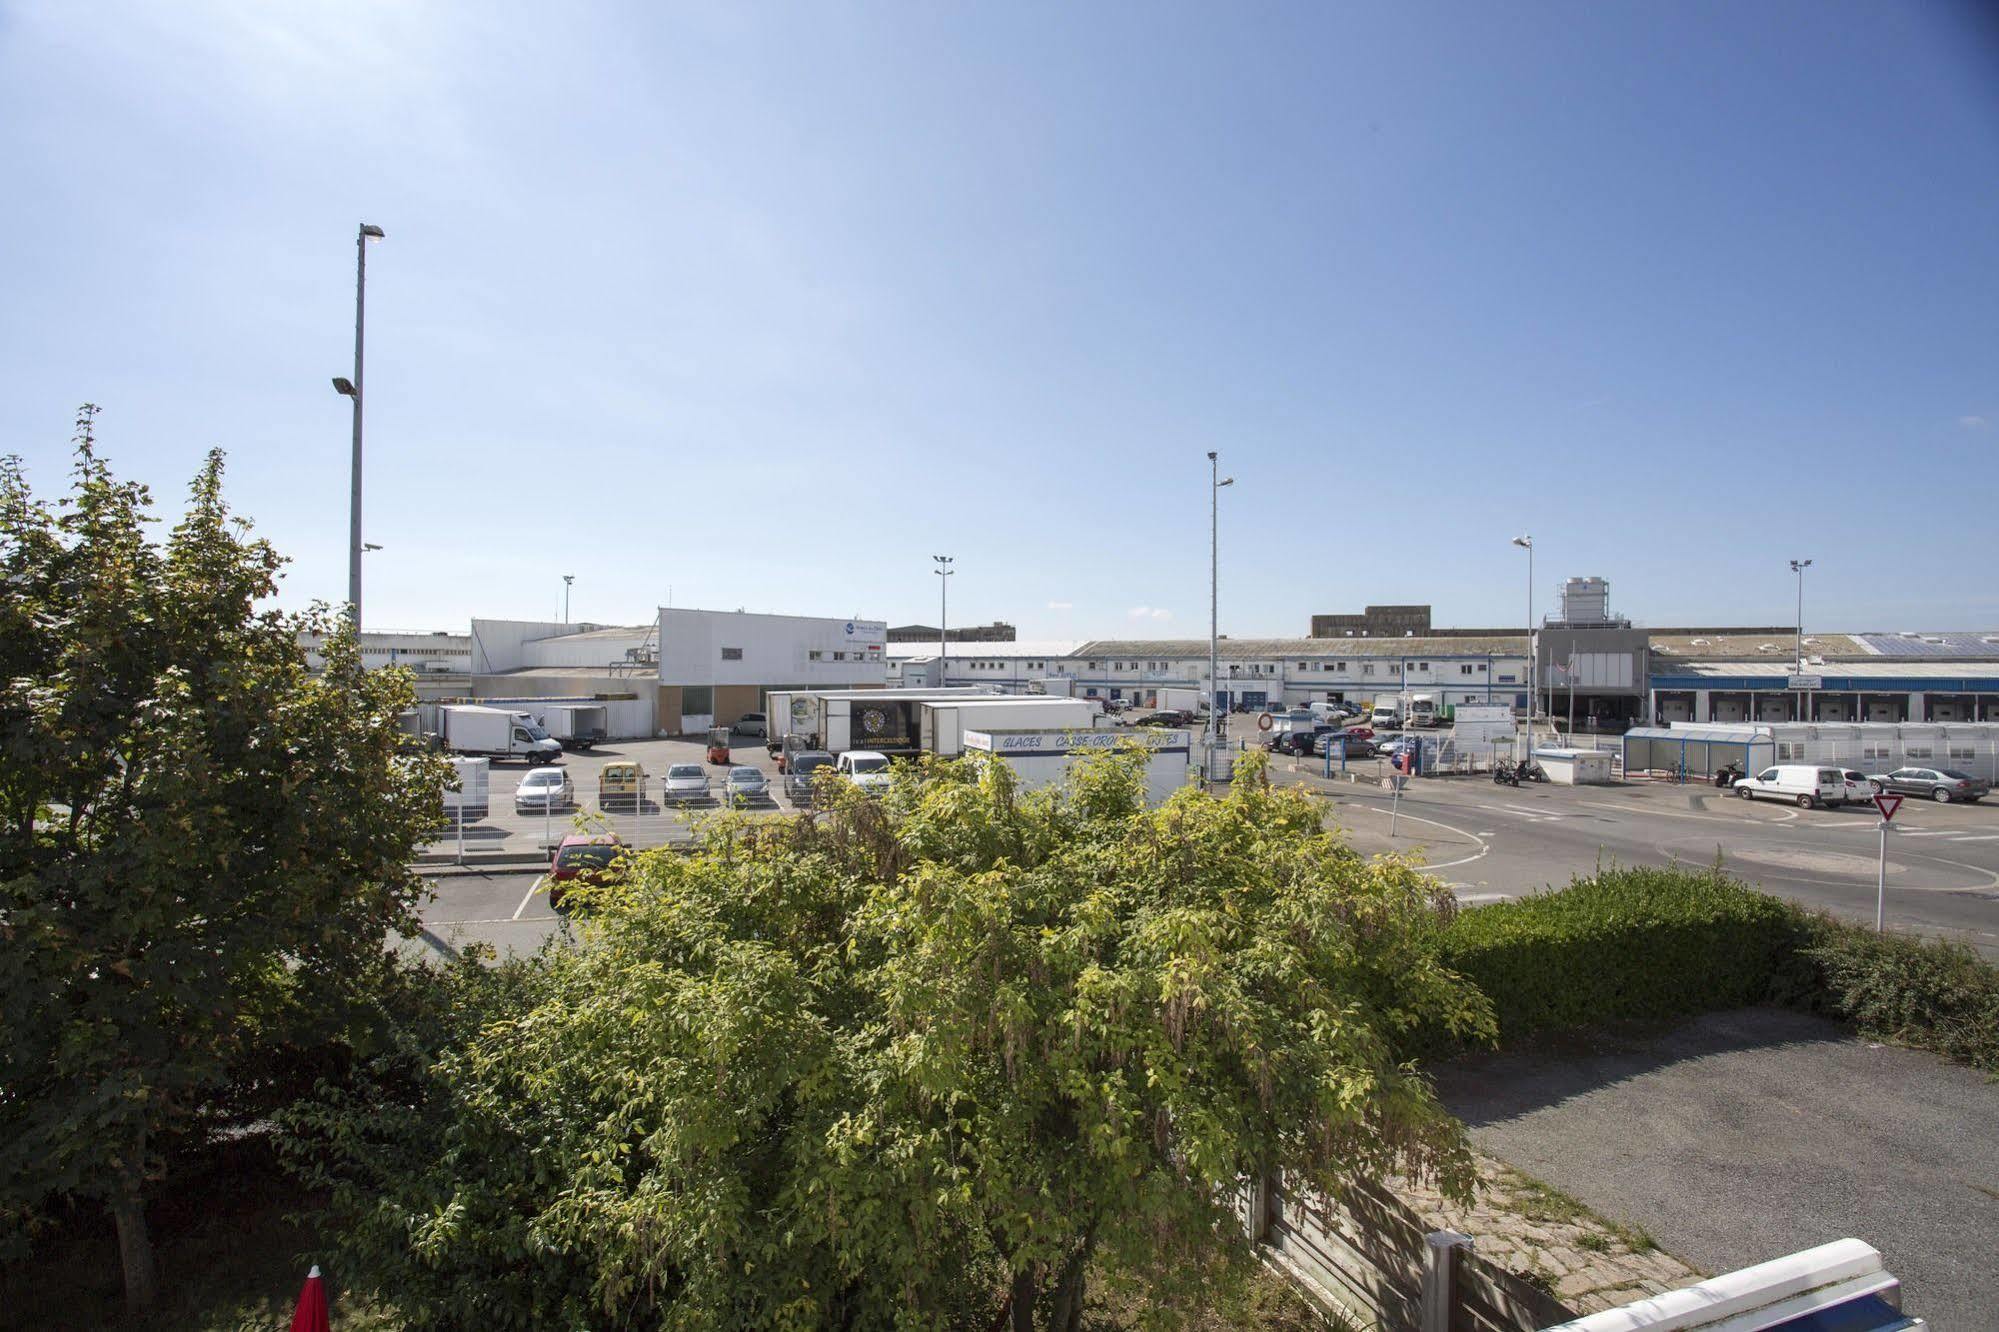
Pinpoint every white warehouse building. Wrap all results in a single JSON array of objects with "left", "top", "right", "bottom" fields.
[{"left": 470, "top": 609, "right": 890, "bottom": 737}]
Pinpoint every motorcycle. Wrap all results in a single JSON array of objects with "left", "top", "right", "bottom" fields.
[
  {"left": 1492, "top": 759, "right": 1521, "bottom": 787},
  {"left": 1713, "top": 762, "right": 1744, "bottom": 789},
  {"left": 1517, "top": 759, "right": 1549, "bottom": 783}
]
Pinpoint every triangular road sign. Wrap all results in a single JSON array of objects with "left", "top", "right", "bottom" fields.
[{"left": 1873, "top": 792, "right": 1903, "bottom": 822}]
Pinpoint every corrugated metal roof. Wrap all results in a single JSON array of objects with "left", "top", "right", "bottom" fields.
[
  {"left": 1071, "top": 635, "right": 1530, "bottom": 658},
  {"left": 1855, "top": 631, "right": 1999, "bottom": 657},
  {"left": 478, "top": 666, "right": 655, "bottom": 679},
  {"left": 526, "top": 626, "right": 653, "bottom": 642},
  {"left": 885, "top": 640, "right": 1085, "bottom": 659},
  {"left": 1647, "top": 633, "right": 1871, "bottom": 658},
  {"left": 1659, "top": 660, "right": 1999, "bottom": 680}
]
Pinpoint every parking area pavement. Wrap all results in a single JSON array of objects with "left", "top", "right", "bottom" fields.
[
  {"left": 1268, "top": 759, "right": 1999, "bottom": 954},
  {"left": 431, "top": 732, "right": 797, "bottom": 861},
  {"left": 1429, "top": 1007, "right": 1999, "bottom": 1330}
]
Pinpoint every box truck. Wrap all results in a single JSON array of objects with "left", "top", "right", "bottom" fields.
[
  {"left": 1407, "top": 694, "right": 1439, "bottom": 728},
  {"left": 439, "top": 705, "right": 563, "bottom": 764},
  {"left": 766, "top": 688, "right": 994, "bottom": 759},
  {"left": 1154, "top": 686, "right": 1205, "bottom": 716}
]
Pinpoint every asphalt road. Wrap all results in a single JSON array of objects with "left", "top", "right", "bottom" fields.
[
  {"left": 1271, "top": 762, "right": 1999, "bottom": 955},
  {"left": 1430, "top": 1007, "right": 1999, "bottom": 1330},
  {"left": 411, "top": 868, "right": 563, "bottom": 959}
]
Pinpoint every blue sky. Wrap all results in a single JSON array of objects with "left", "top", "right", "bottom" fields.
[{"left": 2, "top": 1, "right": 1994, "bottom": 637}]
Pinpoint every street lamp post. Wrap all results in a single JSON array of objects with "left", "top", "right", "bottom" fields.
[
  {"left": 1512, "top": 535, "right": 1535, "bottom": 756},
  {"left": 332, "top": 222, "right": 385, "bottom": 627},
  {"left": 1209, "top": 453, "right": 1234, "bottom": 779},
  {"left": 1790, "top": 558, "right": 1813, "bottom": 720},
  {"left": 563, "top": 574, "right": 575, "bottom": 624},
  {"left": 933, "top": 556, "right": 954, "bottom": 683}
]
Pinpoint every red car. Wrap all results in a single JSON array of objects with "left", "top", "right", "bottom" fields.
[
  {"left": 1344, "top": 725, "right": 1375, "bottom": 742},
  {"left": 546, "top": 833, "right": 628, "bottom": 910}
]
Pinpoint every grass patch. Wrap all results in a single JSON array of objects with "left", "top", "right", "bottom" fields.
[
  {"left": 0, "top": 1136, "right": 398, "bottom": 1332},
  {"left": 1488, "top": 1166, "right": 1657, "bottom": 1256}
]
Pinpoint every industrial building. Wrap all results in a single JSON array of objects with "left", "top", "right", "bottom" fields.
[
  {"left": 298, "top": 629, "right": 471, "bottom": 699},
  {"left": 468, "top": 609, "right": 890, "bottom": 737},
  {"left": 886, "top": 620, "right": 1017, "bottom": 643}
]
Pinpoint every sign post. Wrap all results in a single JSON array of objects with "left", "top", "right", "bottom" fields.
[
  {"left": 1387, "top": 772, "right": 1409, "bottom": 838},
  {"left": 1872, "top": 792, "right": 1903, "bottom": 932}
]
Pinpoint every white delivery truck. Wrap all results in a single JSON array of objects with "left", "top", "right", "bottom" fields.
[
  {"left": 439, "top": 705, "right": 564, "bottom": 764},
  {"left": 1407, "top": 693, "right": 1439, "bottom": 728},
  {"left": 540, "top": 703, "right": 608, "bottom": 749},
  {"left": 920, "top": 697, "right": 1101, "bottom": 758},
  {"left": 1153, "top": 686, "right": 1205, "bottom": 716},
  {"left": 442, "top": 756, "right": 491, "bottom": 822},
  {"left": 1370, "top": 696, "right": 1404, "bottom": 731},
  {"left": 962, "top": 727, "right": 1193, "bottom": 806}
]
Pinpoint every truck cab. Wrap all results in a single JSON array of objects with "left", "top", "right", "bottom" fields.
[
  {"left": 836, "top": 750, "right": 893, "bottom": 796},
  {"left": 1370, "top": 698, "right": 1403, "bottom": 731},
  {"left": 1407, "top": 694, "right": 1438, "bottom": 729}
]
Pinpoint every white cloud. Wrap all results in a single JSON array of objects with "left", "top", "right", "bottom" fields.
[
  {"left": 1127, "top": 606, "right": 1173, "bottom": 621},
  {"left": 1046, "top": 600, "right": 1073, "bottom": 611},
  {"left": 1960, "top": 415, "right": 1989, "bottom": 430}
]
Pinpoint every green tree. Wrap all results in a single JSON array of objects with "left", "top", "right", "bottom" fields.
[
  {"left": 296, "top": 747, "right": 1491, "bottom": 1328},
  {"left": 0, "top": 409, "right": 447, "bottom": 1310}
]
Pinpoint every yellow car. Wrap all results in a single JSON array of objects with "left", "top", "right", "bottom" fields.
[{"left": 597, "top": 760, "right": 646, "bottom": 810}]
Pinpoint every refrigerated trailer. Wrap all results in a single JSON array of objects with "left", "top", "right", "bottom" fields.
[
  {"left": 766, "top": 688, "right": 995, "bottom": 757},
  {"left": 920, "top": 697, "right": 1101, "bottom": 757},
  {"left": 439, "top": 705, "right": 564, "bottom": 764}
]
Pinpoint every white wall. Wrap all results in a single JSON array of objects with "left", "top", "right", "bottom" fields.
[
  {"left": 659, "top": 608, "right": 889, "bottom": 687},
  {"left": 470, "top": 619, "right": 578, "bottom": 674},
  {"left": 521, "top": 629, "right": 652, "bottom": 670}
]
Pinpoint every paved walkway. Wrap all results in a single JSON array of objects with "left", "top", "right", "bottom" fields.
[{"left": 1428, "top": 1008, "right": 1999, "bottom": 1330}]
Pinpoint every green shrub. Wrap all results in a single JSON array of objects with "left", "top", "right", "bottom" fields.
[
  {"left": 1435, "top": 865, "right": 1795, "bottom": 1038},
  {"left": 1782, "top": 915, "right": 1999, "bottom": 1073}
]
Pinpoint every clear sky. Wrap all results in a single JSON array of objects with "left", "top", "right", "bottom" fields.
[{"left": 2, "top": 1, "right": 1995, "bottom": 638}]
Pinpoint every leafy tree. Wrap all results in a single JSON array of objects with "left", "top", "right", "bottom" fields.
[
  {"left": 0, "top": 409, "right": 447, "bottom": 1310},
  {"left": 296, "top": 747, "right": 1492, "bottom": 1328}
]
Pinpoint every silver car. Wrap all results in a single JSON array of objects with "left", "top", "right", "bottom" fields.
[
  {"left": 725, "top": 766, "right": 771, "bottom": 806},
  {"left": 662, "top": 763, "right": 712, "bottom": 805},
  {"left": 1866, "top": 767, "right": 1991, "bottom": 803},
  {"left": 514, "top": 766, "right": 573, "bottom": 813}
]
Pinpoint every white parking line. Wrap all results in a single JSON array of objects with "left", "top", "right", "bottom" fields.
[{"left": 512, "top": 880, "right": 543, "bottom": 920}]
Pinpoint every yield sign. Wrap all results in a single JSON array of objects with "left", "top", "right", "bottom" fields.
[{"left": 1873, "top": 792, "right": 1904, "bottom": 822}]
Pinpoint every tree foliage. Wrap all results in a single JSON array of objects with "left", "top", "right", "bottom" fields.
[
  {"left": 294, "top": 748, "right": 1492, "bottom": 1329},
  {"left": 0, "top": 410, "right": 447, "bottom": 1307}
]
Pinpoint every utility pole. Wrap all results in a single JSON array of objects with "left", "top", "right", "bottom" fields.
[
  {"left": 333, "top": 222, "right": 385, "bottom": 627},
  {"left": 1209, "top": 453, "right": 1234, "bottom": 781},
  {"left": 1790, "top": 558, "right": 1813, "bottom": 720},
  {"left": 1512, "top": 535, "right": 1534, "bottom": 756},
  {"left": 563, "top": 574, "right": 575, "bottom": 624}
]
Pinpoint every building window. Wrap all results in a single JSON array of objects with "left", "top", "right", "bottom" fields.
[
  {"left": 1362, "top": 664, "right": 1375, "bottom": 676},
  {"left": 1863, "top": 743, "right": 1892, "bottom": 760},
  {"left": 808, "top": 650, "right": 823, "bottom": 661},
  {"left": 1414, "top": 662, "right": 1428, "bottom": 671},
  {"left": 720, "top": 647, "right": 743, "bottom": 661},
  {"left": 1498, "top": 673, "right": 1517, "bottom": 684},
  {"left": 1906, "top": 746, "right": 1932, "bottom": 759},
  {"left": 1298, "top": 662, "right": 1309, "bottom": 671},
  {"left": 1460, "top": 664, "right": 1475, "bottom": 676},
  {"left": 833, "top": 651, "right": 847, "bottom": 661},
  {"left": 1950, "top": 746, "right": 1975, "bottom": 761}
]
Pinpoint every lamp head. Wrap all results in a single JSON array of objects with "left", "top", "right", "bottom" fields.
[
  {"left": 359, "top": 224, "right": 385, "bottom": 240},
  {"left": 1512, "top": 535, "right": 1532, "bottom": 549},
  {"left": 1216, "top": 477, "right": 1234, "bottom": 488},
  {"left": 331, "top": 376, "right": 357, "bottom": 397}
]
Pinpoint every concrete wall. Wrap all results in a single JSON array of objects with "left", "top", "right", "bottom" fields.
[
  {"left": 659, "top": 609, "right": 890, "bottom": 689},
  {"left": 520, "top": 629, "right": 653, "bottom": 670},
  {"left": 470, "top": 619, "right": 585, "bottom": 674}
]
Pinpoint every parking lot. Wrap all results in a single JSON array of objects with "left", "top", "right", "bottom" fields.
[
  {"left": 431, "top": 731, "right": 799, "bottom": 862},
  {"left": 414, "top": 736, "right": 1999, "bottom": 961}
]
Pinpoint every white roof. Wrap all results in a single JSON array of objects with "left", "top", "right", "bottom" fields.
[{"left": 886, "top": 640, "right": 1085, "bottom": 660}]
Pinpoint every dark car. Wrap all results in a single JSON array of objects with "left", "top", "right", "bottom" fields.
[
  {"left": 783, "top": 750, "right": 837, "bottom": 806},
  {"left": 547, "top": 833, "right": 628, "bottom": 909},
  {"left": 1131, "top": 711, "right": 1192, "bottom": 728},
  {"left": 1866, "top": 767, "right": 1990, "bottom": 804},
  {"left": 1315, "top": 731, "right": 1376, "bottom": 758}
]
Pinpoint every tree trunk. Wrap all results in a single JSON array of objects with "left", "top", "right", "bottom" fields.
[
  {"left": 1046, "top": 1240, "right": 1091, "bottom": 1332},
  {"left": 1010, "top": 1269, "right": 1037, "bottom": 1332},
  {"left": 111, "top": 1180, "right": 157, "bottom": 1311}
]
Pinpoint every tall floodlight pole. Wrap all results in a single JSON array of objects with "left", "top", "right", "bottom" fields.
[
  {"left": 933, "top": 555, "right": 954, "bottom": 683},
  {"left": 332, "top": 222, "right": 385, "bottom": 627},
  {"left": 1513, "top": 535, "right": 1535, "bottom": 755},
  {"left": 1791, "top": 557, "right": 1813, "bottom": 720},
  {"left": 1209, "top": 453, "right": 1234, "bottom": 777},
  {"left": 563, "top": 574, "right": 575, "bottom": 624}
]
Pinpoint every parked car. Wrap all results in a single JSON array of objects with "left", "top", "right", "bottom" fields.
[
  {"left": 514, "top": 766, "right": 574, "bottom": 814},
  {"left": 597, "top": 759, "right": 646, "bottom": 810},
  {"left": 1839, "top": 769, "right": 1873, "bottom": 804},
  {"left": 725, "top": 766, "right": 771, "bottom": 805},
  {"left": 1733, "top": 765, "right": 1846, "bottom": 809},
  {"left": 662, "top": 763, "right": 712, "bottom": 805},
  {"left": 1311, "top": 728, "right": 1375, "bottom": 756},
  {"left": 1867, "top": 767, "right": 1990, "bottom": 804},
  {"left": 1132, "top": 710, "right": 1194, "bottom": 728},
  {"left": 1344, "top": 725, "right": 1375, "bottom": 742},
  {"left": 783, "top": 750, "right": 837, "bottom": 805},
  {"left": 546, "top": 833, "right": 627, "bottom": 910},
  {"left": 836, "top": 750, "right": 893, "bottom": 795},
  {"left": 733, "top": 711, "right": 768, "bottom": 737}
]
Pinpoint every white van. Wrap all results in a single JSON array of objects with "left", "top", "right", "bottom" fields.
[
  {"left": 1370, "top": 698, "right": 1403, "bottom": 731},
  {"left": 836, "top": 750, "right": 892, "bottom": 796},
  {"left": 1733, "top": 765, "right": 1847, "bottom": 809}
]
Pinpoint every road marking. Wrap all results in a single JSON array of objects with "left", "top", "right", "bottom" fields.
[
  {"left": 1466, "top": 801, "right": 1564, "bottom": 822},
  {"left": 512, "top": 880, "right": 543, "bottom": 920},
  {"left": 1577, "top": 799, "right": 1798, "bottom": 827},
  {"left": 1341, "top": 803, "right": 1492, "bottom": 870},
  {"left": 1943, "top": 834, "right": 1999, "bottom": 842}
]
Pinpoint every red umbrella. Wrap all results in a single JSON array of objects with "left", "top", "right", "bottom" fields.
[{"left": 290, "top": 1264, "right": 330, "bottom": 1332}]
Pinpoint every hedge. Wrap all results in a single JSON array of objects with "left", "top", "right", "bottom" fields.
[
  {"left": 1434, "top": 865, "right": 1797, "bottom": 1038},
  {"left": 1423, "top": 863, "right": 1999, "bottom": 1076}
]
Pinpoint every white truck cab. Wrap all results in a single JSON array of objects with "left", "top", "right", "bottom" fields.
[{"left": 1370, "top": 697, "right": 1403, "bottom": 731}]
